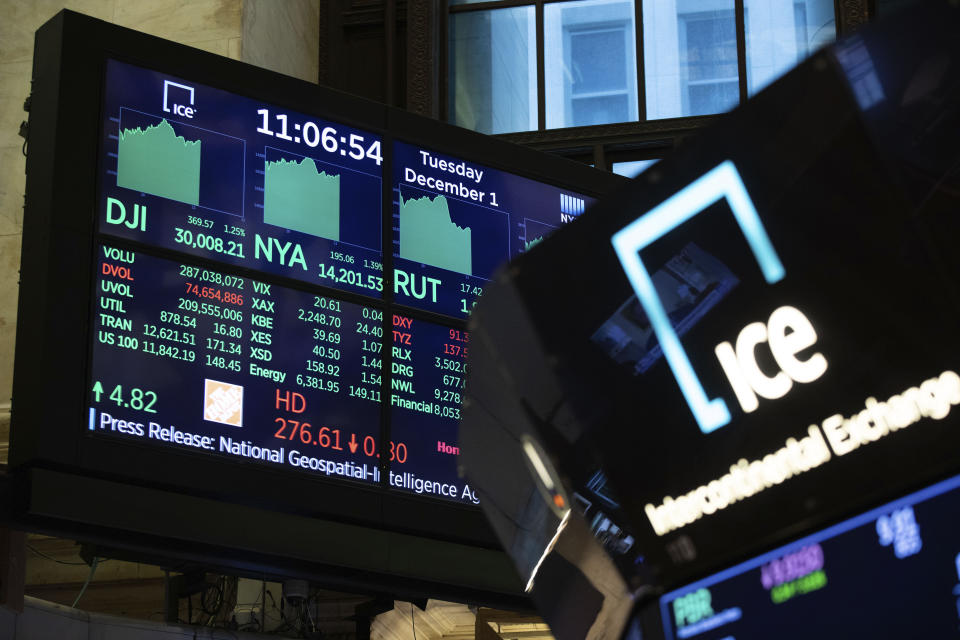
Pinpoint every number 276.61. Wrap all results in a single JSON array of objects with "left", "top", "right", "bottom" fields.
[
  {"left": 275, "top": 419, "right": 342, "bottom": 448},
  {"left": 273, "top": 419, "right": 407, "bottom": 462}
]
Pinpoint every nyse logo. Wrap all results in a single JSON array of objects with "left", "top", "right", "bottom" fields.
[
  {"left": 560, "top": 194, "right": 585, "bottom": 223},
  {"left": 163, "top": 79, "right": 196, "bottom": 118},
  {"left": 612, "top": 161, "right": 826, "bottom": 434}
]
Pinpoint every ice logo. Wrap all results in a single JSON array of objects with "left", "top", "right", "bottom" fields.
[
  {"left": 611, "top": 161, "right": 785, "bottom": 434},
  {"left": 163, "top": 80, "right": 196, "bottom": 118},
  {"left": 204, "top": 379, "right": 243, "bottom": 427}
]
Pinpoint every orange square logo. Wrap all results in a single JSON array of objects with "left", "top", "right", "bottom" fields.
[{"left": 204, "top": 379, "right": 243, "bottom": 427}]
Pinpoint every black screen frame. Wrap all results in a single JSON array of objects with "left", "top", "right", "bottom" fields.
[{"left": 9, "top": 9, "right": 625, "bottom": 604}]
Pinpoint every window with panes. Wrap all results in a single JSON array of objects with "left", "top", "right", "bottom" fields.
[{"left": 447, "top": 0, "right": 838, "bottom": 136}]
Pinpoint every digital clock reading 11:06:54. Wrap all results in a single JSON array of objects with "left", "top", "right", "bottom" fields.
[{"left": 256, "top": 108, "right": 383, "bottom": 166}]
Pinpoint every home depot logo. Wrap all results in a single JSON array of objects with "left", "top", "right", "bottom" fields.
[{"left": 204, "top": 379, "right": 243, "bottom": 427}]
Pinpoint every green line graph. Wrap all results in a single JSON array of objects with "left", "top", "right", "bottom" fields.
[
  {"left": 399, "top": 193, "right": 472, "bottom": 275},
  {"left": 264, "top": 156, "right": 340, "bottom": 240},
  {"left": 117, "top": 118, "right": 201, "bottom": 205},
  {"left": 525, "top": 236, "right": 544, "bottom": 251}
]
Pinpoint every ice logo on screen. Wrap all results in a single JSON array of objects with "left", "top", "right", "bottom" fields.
[
  {"left": 204, "top": 379, "right": 243, "bottom": 427},
  {"left": 163, "top": 79, "right": 196, "bottom": 118},
  {"left": 611, "top": 161, "right": 785, "bottom": 434}
]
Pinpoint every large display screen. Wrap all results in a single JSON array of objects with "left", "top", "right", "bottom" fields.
[
  {"left": 392, "top": 141, "right": 596, "bottom": 316},
  {"left": 97, "top": 59, "right": 385, "bottom": 297},
  {"left": 659, "top": 471, "right": 960, "bottom": 639},
  {"left": 11, "top": 11, "right": 628, "bottom": 603},
  {"left": 81, "top": 57, "right": 609, "bottom": 506}
]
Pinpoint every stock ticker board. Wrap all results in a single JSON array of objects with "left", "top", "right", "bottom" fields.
[
  {"left": 98, "top": 59, "right": 594, "bottom": 319},
  {"left": 660, "top": 470, "right": 960, "bottom": 639},
  {"left": 392, "top": 141, "right": 596, "bottom": 316},
  {"left": 99, "top": 59, "right": 386, "bottom": 297},
  {"left": 389, "top": 318, "right": 477, "bottom": 503},
  {"left": 92, "top": 247, "right": 384, "bottom": 483},
  {"left": 91, "top": 58, "right": 593, "bottom": 503},
  {"left": 91, "top": 245, "right": 478, "bottom": 501}
]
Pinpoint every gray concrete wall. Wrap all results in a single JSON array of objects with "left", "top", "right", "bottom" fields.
[{"left": 242, "top": 0, "right": 320, "bottom": 83}]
